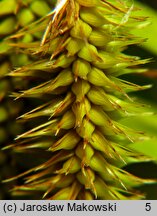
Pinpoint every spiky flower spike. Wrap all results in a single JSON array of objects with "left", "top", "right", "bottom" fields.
[
  {"left": 0, "top": 0, "right": 56, "bottom": 198},
  {"left": 3, "top": 0, "right": 155, "bottom": 199}
]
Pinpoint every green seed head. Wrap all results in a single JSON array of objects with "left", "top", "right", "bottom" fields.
[{"left": 1, "top": 0, "right": 156, "bottom": 200}]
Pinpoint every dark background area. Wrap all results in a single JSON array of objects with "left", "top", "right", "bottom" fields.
[{"left": 139, "top": 0, "right": 157, "bottom": 9}]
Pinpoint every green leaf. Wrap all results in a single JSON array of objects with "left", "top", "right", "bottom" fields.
[
  {"left": 134, "top": 1, "right": 157, "bottom": 55},
  {"left": 120, "top": 101, "right": 157, "bottom": 159},
  {"left": 130, "top": 138, "right": 157, "bottom": 160}
]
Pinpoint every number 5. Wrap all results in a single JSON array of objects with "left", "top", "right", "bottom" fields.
[{"left": 145, "top": 203, "right": 151, "bottom": 211}]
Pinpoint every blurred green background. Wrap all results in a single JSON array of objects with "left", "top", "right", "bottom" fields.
[{"left": 120, "top": 0, "right": 157, "bottom": 199}]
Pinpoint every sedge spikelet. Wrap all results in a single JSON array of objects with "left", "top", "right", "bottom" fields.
[
  {"left": 0, "top": 0, "right": 55, "bottom": 198},
  {"left": 2, "top": 0, "right": 156, "bottom": 199}
]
